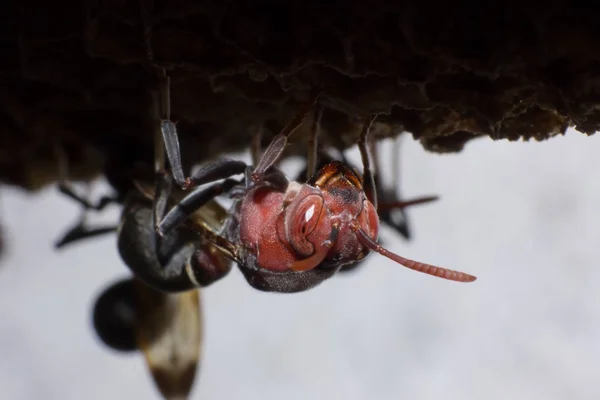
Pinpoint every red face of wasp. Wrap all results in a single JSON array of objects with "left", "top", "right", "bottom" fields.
[
  {"left": 238, "top": 182, "right": 335, "bottom": 272},
  {"left": 238, "top": 161, "right": 378, "bottom": 272}
]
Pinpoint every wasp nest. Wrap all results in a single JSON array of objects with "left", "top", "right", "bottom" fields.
[{"left": 1, "top": 0, "right": 599, "bottom": 190}]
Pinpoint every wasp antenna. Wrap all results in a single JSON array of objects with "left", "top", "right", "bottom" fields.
[
  {"left": 377, "top": 195, "right": 440, "bottom": 211},
  {"left": 352, "top": 225, "right": 476, "bottom": 283}
]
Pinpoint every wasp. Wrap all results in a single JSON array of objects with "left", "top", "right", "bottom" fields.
[
  {"left": 53, "top": 70, "right": 476, "bottom": 397},
  {"left": 53, "top": 74, "right": 231, "bottom": 399},
  {"left": 293, "top": 138, "right": 439, "bottom": 273},
  {"left": 142, "top": 83, "right": 476, "bottom": 294},
  {"left": 54, "top": 162, "right": 225, "bottom": 400},
  {"left": 55, "top": 186, "right": 225, "bottom": 399}
]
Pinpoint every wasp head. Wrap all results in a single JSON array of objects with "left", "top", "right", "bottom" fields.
[
  {"left": 306, "top": 161, "right": 379, "bottom": 268},
  {"left": 239, "top": 161, "right": 476, "bottom": 284}
]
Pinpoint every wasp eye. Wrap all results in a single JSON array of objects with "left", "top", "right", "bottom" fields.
[
  {"left": 285, "top": 194, "right": 325, "bottom": 258},
  {"left": 358, "top": 198, "right": 380, "bottom": 241}
]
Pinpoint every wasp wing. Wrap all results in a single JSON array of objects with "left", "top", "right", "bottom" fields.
[{"left": 133, "top": 278, "right": 202, "bottom": 400}]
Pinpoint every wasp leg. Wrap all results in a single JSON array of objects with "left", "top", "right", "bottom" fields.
[
  {"left": 55, "top": 141, "right": 120, "bottom": 211},
  {"left": 295, "top": 148, "right": 336, "bottom": 182},
  {"left": 159, "top": 121, "right": 247, "bottom": 191},
  {"left": 157, "top": 178, "right": 240, "bottom": 238},
  {"left": 373, "top": 137, "right": 439, "bottom": 239},
  {"left": 251, "top": 89, "right": 320, "bottom": 181},
  {"left": 58, "top": 183, "right": 120, "bottom": 211},
  {"left": 371, "top": 136, "right": 411, "bottom": 240},
  {"left": 306, "top": 106, "right": 323, "bottom": 178},
  {"left": 54, "top": 137, "right": 121, "bottom": 250},
  {"left": 151, "top": 169, "right": 175, "bottom": 267},
  {"left": 55, "top": 223, "right": 118, "bottom": 249},
  {"left": 56, "top": 190, "right": 116, "bottom": 250},
  {"left": 118, "top": 198, "right": 203, "bottom": 292},
  {"left": 357, "top": 116, "right": 378, "bottom": 209},
  {"left": 251, "top": 124, "right": 264, "bottom": 167},
  {"left": 152, "top": 69, "right": 206, "bottom": 191},
  {"left": 56, "top": 179, "right": 120, "bottom": 249},
  {"left": 120, "top": 192, "right": 233, "bottom": 292},
  {"left": 154, "top": 72, "right": 245, "bottom": 191},
  {"left": 56, "top": 175, "right": 120, "bottom": 249},
  {"left": 183, "top": 153, "right": 246, "bottom": 188}
]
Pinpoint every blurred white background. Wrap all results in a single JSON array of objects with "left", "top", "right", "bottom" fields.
[{"left": 0, "top": 128, "right": 599, "bottom": 400}]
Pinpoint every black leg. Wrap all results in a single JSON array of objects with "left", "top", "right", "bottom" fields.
[
  {"left": 306, "top": 106, "right": 323, "bottom": 178},
  {"left": 251, "top": 89, "right": 320, "bottom": 182},
  {"left": 357, "top": 116, "right": 378, "bottom": 209},
  {"left": 373, "top": 136, "right": 439, "bottom": 239},
  {"left": 369, "top": 133, "right": 385, "bottom": 197},
  {"left": 377, "top": 196, "right": 440, "bottom": 212},
  {"left": 54, "top": 142, "right": 120, "bottom": 249},
  {"left": 58, "top": 184, "right": 120, "bottom": 211},
  {"left": 186, "top": 157, "right": 247, "bottom": 188},
  {"left": 152, "top": 171, "right": 173, "bottom": 232},
  {"left": 160, "top": 119, "right": 187, "bottom": 187},
  {"left": 152, "top": 69, "right": 191, "bottom": 190},
  {"left": 55, "top": 183, "right": 119, "bottom": 250},
  {"left": 151, "top": 170, "right": 174, "bottom": 264},
  {"left": 157, "top": 242, "right": 198, "bottom": 279},
  {"left": 371, "top": 136, "right": 411, "bottom": 239},
  {"left": 148, "top": 70, "right": 177, "bottom": 261},
  {"left": 251, "top": 124, "right": 263, "bottom": 167},
  {"left": 55, "top": 142, "right": 119, "bottom": 212},
  {"left": 160, "top": 120, "right": 248, "bottom": 190},
  {"left": 55, "top": 221, "right": 118, "bottom": 249},
  {"left": 157, "top": 178, "right": 241, "bottom": 237}
]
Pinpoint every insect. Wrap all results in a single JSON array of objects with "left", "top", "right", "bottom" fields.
[
  {"left": 54, "top": 161, "right": 219, "bottom": 399},
  {"left": 293, "top": 143, "right": 438, "bottom": 274},
  {"left": 53, "top": 73, "right": 231, "bottom": 398},
  {"left": 55, "top": 175, "right": 225, "bottom": 399},
  {"left": 146, "top": 83, "right": 477, "bottom": 294}
]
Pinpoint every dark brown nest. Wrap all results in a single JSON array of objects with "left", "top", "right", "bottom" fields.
[{"left": 1, "top": 0, "right": 599, "bottom": 190}]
